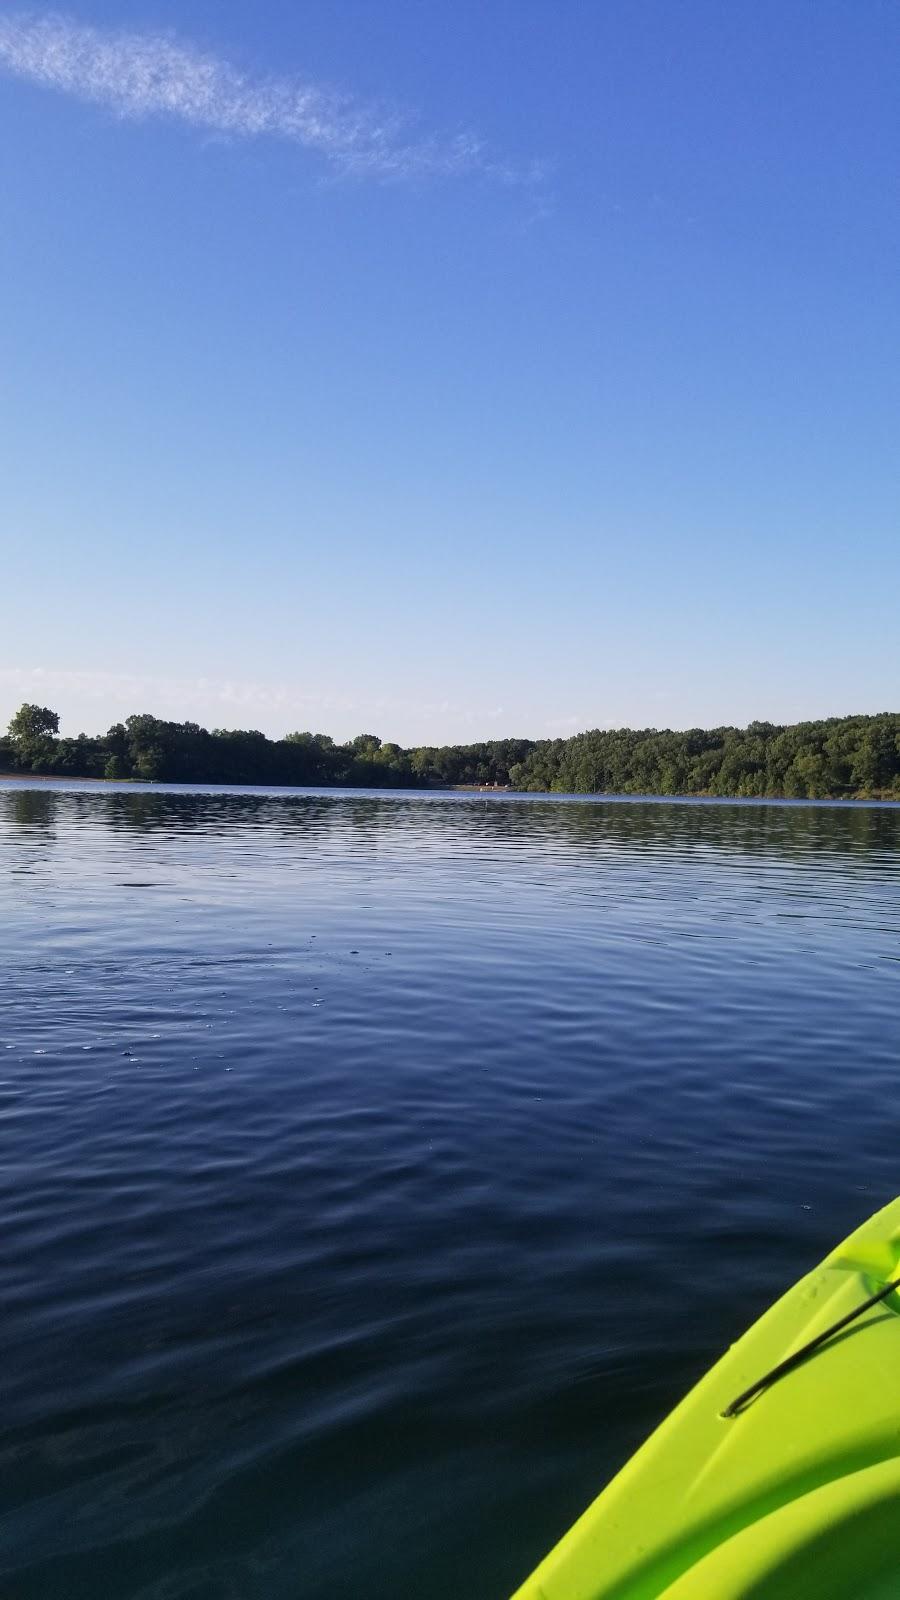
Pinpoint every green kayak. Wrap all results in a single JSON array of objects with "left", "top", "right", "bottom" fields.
[{"left": 512, "top": 1196, "right": 900, "bottom": 1600}]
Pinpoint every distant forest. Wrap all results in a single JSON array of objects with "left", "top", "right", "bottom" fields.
[{"left": 3, "top": 704, "right": 900, "bottom": 799}]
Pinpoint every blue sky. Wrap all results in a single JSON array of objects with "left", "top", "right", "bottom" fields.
[{"left": 2, "top": 1, "right": 898, "bottom": 744}]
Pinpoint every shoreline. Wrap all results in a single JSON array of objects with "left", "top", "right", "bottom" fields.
[{"left": 2, "top": 772, "right": 899, "bottom": 804}]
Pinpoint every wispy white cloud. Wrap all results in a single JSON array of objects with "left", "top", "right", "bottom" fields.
[
  {"left": 0, "top": 10, "right": 542, "bottom": 185},
  {"left": 0, "top": 665, "right": 353, "bottom": 723},
  {"left": 0, "top": 667, "right": 517, "bottom": 740}
]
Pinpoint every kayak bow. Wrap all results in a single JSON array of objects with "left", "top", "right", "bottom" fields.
[{"left": 513, "top": 1196, "right": 900, "bottom": 1600}]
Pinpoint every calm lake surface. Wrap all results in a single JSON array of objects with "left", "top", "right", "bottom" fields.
[{"left": 3, "top": 782, "right": 900, "bottom": 1599}]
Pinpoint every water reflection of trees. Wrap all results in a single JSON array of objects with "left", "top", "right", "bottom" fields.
[
  {"left": 6, "top": 788, "right": 58, "bottom": 835},
  {"left": 3, "top": 785, "right": 898, "bottom": 874}
]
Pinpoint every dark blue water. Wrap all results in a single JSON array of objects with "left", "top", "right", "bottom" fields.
[{"left": 2, "top": 783, "right": 899, "bottom": 1599}]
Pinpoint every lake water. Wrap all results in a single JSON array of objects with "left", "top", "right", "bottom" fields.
[{"left": 2, "top": 782, "right": 900, "bottom": 1599}]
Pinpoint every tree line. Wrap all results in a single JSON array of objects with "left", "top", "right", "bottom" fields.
[{"left": 3, "top": 703, "right": 900, "bottom": 798}]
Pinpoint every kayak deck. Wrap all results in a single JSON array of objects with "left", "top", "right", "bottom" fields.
[{"left": 512, "top": 1196, "right": 900, "bottom": 1600}]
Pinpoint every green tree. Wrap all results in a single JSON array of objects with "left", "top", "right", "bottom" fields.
[
  {"left": 7, "top": 703, "right": 60, "bottom": 769},
  {"left": 124, "top": 714, "right": 169, "bottom": 782}
]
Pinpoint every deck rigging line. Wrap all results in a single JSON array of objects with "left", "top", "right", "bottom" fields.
[{"left": 722, "top": 1273, "right": 900, "bottom": 1418}]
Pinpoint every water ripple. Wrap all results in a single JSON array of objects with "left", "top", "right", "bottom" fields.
[{"left": 1, "top": 784, "right": 899, "bottom": 1598}]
